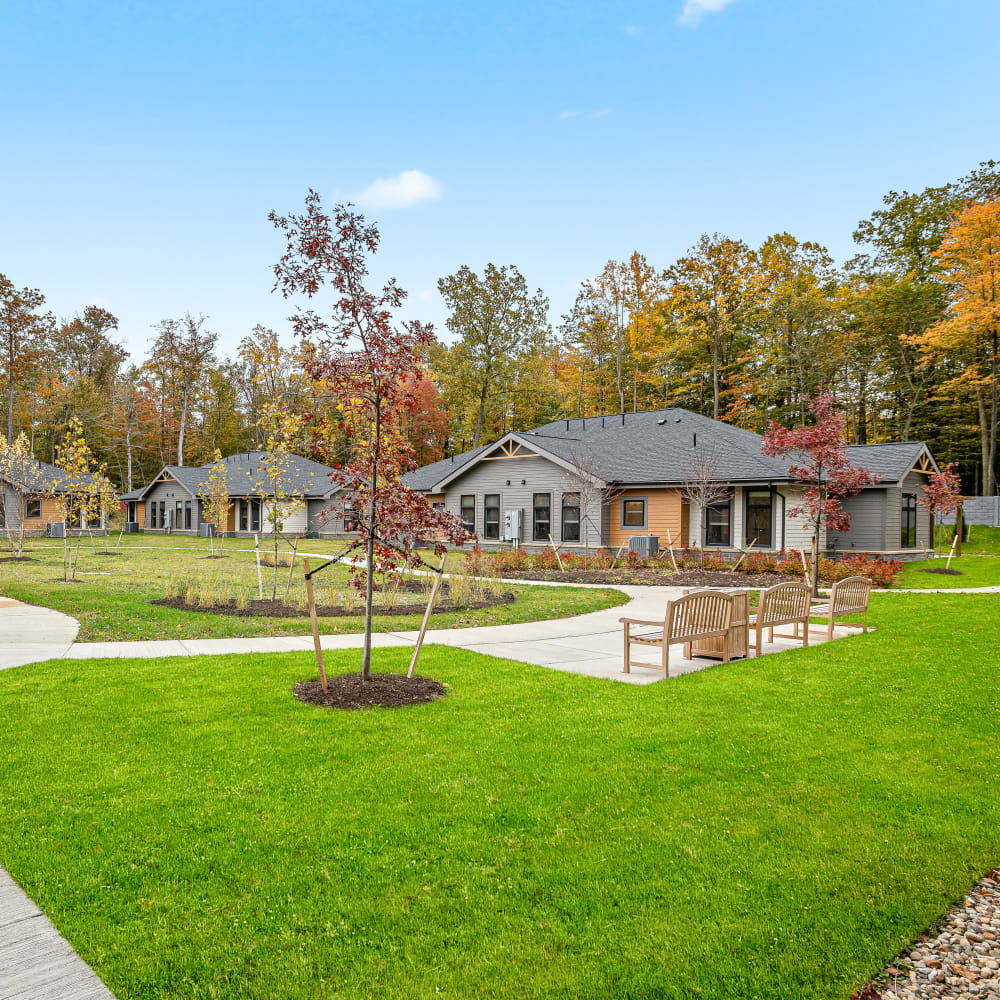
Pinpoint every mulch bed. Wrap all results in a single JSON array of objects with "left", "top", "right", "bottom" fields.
[
  {"left": 0, "top": 556, "right": 38, "bottom": 564},
  {"left": 152, "top": 591, "right": 515, "bottom": 619},
  {"left": 294, "top": 673, "right": 445, "bottom": 710},
  {"left": 505, "top": 568, "right": 803, "bottom": 588},
  {"left": 920, "top": 568, "right": 963, "bottom": 576},
  {"left": 93, "top": 551, "right": 124, "bottom": 557}
]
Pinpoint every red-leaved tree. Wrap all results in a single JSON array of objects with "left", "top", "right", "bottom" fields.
[
  {"left": 270, "top": 192, "right": 469, "bottom": 681},
  {"left": 917, "top": 461, "right": 962, "bottom": 555},
  {"left": 761, "top": 391, "right": 882, "bottom": 593}
]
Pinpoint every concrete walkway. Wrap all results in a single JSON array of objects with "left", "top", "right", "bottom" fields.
[
  {"left": 29, "top": 585, "right": 863, "bottom": 685},
  {"left": 0, "top": 868, "right": 116, "bottom": 999},
  {"left": 0, "top": 598, "right": 79, "bottom": 671}
]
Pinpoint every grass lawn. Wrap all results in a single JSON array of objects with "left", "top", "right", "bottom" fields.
[
  {"left": 0, "top": 536, "right": 625, "bottom": 641},
  {"left": 895, "top": 554, "right": 1000, "bottom": 589},
  {"left": 1, "top": 593, "right": 998, "bottom": 998}
]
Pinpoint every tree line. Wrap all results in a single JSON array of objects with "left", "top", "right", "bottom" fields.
[{"left": 2, "top": 158, "right": 998, "bottom": 493}]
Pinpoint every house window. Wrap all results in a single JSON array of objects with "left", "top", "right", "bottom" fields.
[
  {"left": 561, "top": 493, "right": 581, "bottom": 542},
  {"left": 184, "top": 500, "right": 192, "bottom": 530},
  {"left": 460, "top": 495, "right": 476, "bottom": 535},
  {"left": 343, "top": 504, "right": 361, "bottom": 532},
  {"left": 901, "top": 493, "right": 917, "bottom": 547},
  {"left": 705, "top": 498, "right": 732, "bottom": 547},
  {"left": 484, "top": 494, "right": 500, "bottom": 540},
  {"left": 745, "top": 490, "right": 772, "bottom": 548},
  {"left": 239, "top": 499, "right": 262, "bottom": 533},
  {"left": 532, "top": 493, "right": 551, "bottom": 541},
  {"left": 24, "top": 498, "right": 41, "bottom": 520},
  {"left": 158, "top": 501, "right": 166, "bottom": 528},
  {"left": 621, "top": 498, "right": 647, "bottom": 529}
]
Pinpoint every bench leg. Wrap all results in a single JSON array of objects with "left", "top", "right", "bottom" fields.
[
  {"left": 802, "top": 618, "right": 809, "bottom": 647},
  {"left": 662, "top": 640, "right": 670, "bottom": 678},
  {"left": 827, "top": 618, "right": 834, "bottom": 642},
  {"left": 623, "top": 623, "right": 630, "bottom": 673}
]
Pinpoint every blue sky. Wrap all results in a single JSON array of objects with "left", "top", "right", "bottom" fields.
[{"left": 2, "top": 0, "right": 997, "bottom": 357}]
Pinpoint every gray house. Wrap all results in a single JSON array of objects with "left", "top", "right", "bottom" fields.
[
  {"left": 122, "top": 451, "right": 344, "bottom": 536},
  {"left": 402, "top": 408, "right": 939, "bottom": 558}
]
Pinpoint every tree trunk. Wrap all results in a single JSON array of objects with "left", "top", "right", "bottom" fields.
[
  {"left": 361, "top": 403, "right": 381, "bottom": 682},
  {"left": 177, "top": 387, "right": 189, "bottom": 466},
  {"left": 125, "top": 409, "right": 134, "bottom": 492},
  {"left": 712, "top": 326, "right": 720, "bottom": 421},
  {"left": 473, "top": 380, "right": 488, "bottom": 449}
]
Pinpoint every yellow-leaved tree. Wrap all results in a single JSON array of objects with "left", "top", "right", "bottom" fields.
[
  {"left": 918, "top": 200, "right": 1000, "bottom": 494},
  {"left": 50, "top": 418, "right": 106, "bottom": 581},
  {"left": 198, "top": 450, "right": 231, "bottom": 555}
]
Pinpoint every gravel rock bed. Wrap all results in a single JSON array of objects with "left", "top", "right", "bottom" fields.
[{"left": 858, "top": 869, "right": 1000, "bottom": 998}]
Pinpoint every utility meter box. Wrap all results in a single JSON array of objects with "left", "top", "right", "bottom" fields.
[{"left": 503, "top": 508, "right": 523, "bottom": 545}]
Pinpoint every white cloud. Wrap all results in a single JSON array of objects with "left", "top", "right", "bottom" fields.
[
  {"left": 624, "top": 24, "right": 642, "bottom": 35},
  {"left": 560, "top": 110, "right": 583, "bottom": 119},
  {"left": 357, "top": 169, "right": 442, "bottom": 209},
  {"left": 677, "top": 0, "right": 739, "bottom": 26}
]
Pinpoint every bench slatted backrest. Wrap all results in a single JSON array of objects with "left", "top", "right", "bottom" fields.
[
  {"left": 757, "top": 582, "right": 811, "bottom": 627},
  {"left": 666, "top": 591, "right": 733, "bottom": 642},
  {"left": 830, "top": 576, "right": 872, "bottom": 616}
]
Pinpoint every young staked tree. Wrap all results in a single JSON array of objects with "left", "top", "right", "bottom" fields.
[
  {"left": 917, "top": 461, "right": 963, "bottom": 554},
  {"left": 50, "top": 418, "right": 105, "bottom": 581},
  {"left": 252, "top": 400, "right": 307, "bottom": 599},
  {"left": 762, "top": 391, "right": 881, "bottom": 593},
  {"left": 562, "top": 452, "right": 621, "bottom": 569},
  {"left": 0, "top": 432, "right": 44, "bottom": 557},
  {"left": 435, "top": 263, "right": 549, "bottom": 447},
  {"left": 1, "top": 274, "right": 53, "bottom": 442},
  {"left": 269, "top": 191, "right": 469, "bottom": 682},
  {"left": 679, "top": 449, "right": 732, "bottom": 566},
  {"left": 198, "top": 449, "right": 231, "bottom": 555}
]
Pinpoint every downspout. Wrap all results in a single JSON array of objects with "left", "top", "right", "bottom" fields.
[{"left": 778, "top": 490, "right": 786, "bottom": 551}]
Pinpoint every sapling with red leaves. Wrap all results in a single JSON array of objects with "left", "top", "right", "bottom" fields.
[
  {"left": 269, "top": 192, "right": 469, "bottom": 681},
  {"left": 916, "top": 461, "right": 962, "bottom": 555},
  {"left": 762, "top": 391, "right": 881, "bottom": 594}
]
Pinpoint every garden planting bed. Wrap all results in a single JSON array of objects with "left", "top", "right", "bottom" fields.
[
  {"left": 153, "top": 585, "right": 516, "bottom": 619},
  {"left": 497, "top": 567, "right": 803, "bottom": 588},
  {"left": 294, "top": 673, "right": 445, "bottom": 710}
]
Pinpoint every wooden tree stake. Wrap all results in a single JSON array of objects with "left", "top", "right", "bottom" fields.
[
  {"left": 285, "top": 537, "right": 299, "bottom": 601},
  {"left": 945, "top": 532, "right": 959, "bottom": 570},
  {"left": 407, "top": 552, "right": 447, "bottom": 679},
  {"left": 547, "top": 534, "right": 565, "bottom": 571},
  {"left": 303, "top": 558, "right": 328, "bottom": 691},
  {"left": 254, "top": 534, "right": 263, "bottom": 599}
]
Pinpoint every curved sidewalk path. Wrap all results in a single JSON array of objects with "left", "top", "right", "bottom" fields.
[{"left": 0, "top": 597, "right": 79, "bottom": 671}]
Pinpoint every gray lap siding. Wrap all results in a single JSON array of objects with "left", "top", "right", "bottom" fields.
[
  {"left": 441, "top": 455, "right": 601, "bottom": 547},
  {"left": 828, "top": 489, "right": 886, "bottom": 551},
  {"left": 142, "top": 481, "right": 201, "bottom": 531}
]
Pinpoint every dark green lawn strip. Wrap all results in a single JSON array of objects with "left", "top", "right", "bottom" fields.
[
  {"left": 894, "top": 555, "right": 1000, "bottom": 589},
  {"left": 1, "top": 593, "right": 998, "bottom": 999}
]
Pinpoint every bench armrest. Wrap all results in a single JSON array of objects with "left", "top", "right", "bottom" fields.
[{"left": 619, "top": 617, "right": 664, "bottom": 626}]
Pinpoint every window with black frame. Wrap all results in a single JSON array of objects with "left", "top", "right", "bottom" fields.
[
  {"left": 460, "top": 495, "right": 476, "bottom": 535},
  {"left": 705, "top": 497, "right": 732, "bottom": 546},
  {"left": 901, "top": 493, "right": 917, "bottom": 547},
  {"left": 561, "top": 493, "right": 581, "bottom": 542},
  {"left": 532, "top": 493, "right": 551, "bottom": 541},
  {"left": 25, "top": 498, "right": 41, "bottom": 520},
  {"left": 184, "top": 500, "right": 192, "bottom": 529},
  {"left": 621, "top": 498, "right": 646, "bottom": 529},
  {"left": 484, "top": 494, "right": 500, "bottom": 539}
]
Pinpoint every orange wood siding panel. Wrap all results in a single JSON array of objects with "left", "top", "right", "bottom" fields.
[
  {"left": 609, "top": 489, "right": 683, "bottom": 547},
  {"left": 20, "top": 496, "right": 63, "bottom": 525}
]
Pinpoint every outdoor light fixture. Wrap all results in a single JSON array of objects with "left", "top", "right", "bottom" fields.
[
  {"left": 506, "top": 479, "right": 511, "bottom": 486},
  {"left": 521, "top": 479, "right": 526, "bottom": 486}
]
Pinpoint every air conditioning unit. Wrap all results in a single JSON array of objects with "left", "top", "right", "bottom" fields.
[
  {"left": 199, "top": 523, "right": 215, "bottom": 538},
  {"left": 503, "top": 508, "right": 523, "bottom": 544},
  {"left": 48, "top": 522, "right": 66, "bottom": 538},
  {"left": 628, "top": 534, "right": 659, "bottom": 558},
  {"left": 125, "top": 521, "right": 139, "bottom": 533}
]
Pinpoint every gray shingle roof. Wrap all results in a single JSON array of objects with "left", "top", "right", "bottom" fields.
[
  {"left": 845, "top": 442, "right": 931, "bottom": 483},
  {"left": 135, "top": 452, "right": 340, "bottom": 500},
  {"left": 1, "top": 458, "right": 98, "bottom": 492},
  {"left": 405, "top": 408, "right": 933, "bottom": 491}
]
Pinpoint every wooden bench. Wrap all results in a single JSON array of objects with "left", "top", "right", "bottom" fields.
[
  {"left": 747, "top": 582, "right": 811, "bottom": 655},
  {"left": 809, "top": 576, "right": 872, "bottom": 641},
  {"left": 621, "top": 591, "right": 734, "bottom": 678}
]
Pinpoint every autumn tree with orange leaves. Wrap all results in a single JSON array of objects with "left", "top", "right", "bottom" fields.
[{"left": 918, "top": 201, "right": 1000, "bottom": 494}]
